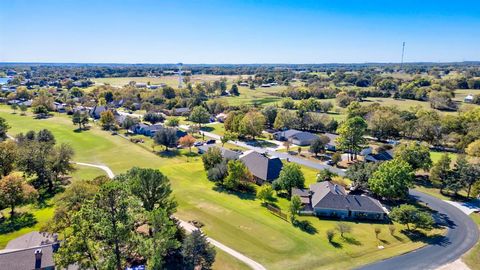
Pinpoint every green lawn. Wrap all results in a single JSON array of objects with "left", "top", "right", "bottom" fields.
[
  {"left": 0, "top": 106, "right": 444, "bottom": 270},
  {"left": 463, "top": 213, "right": 480, "bottom": 270}
]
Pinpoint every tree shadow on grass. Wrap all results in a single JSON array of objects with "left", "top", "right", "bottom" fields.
[
  {"left": 329, "top": 240, "right": 343, "bottom": 248},
  {"left": 293, "top": 220, "right": 318, "bottom": 235},
  {"left": 0, "top": 213, "right": 37, "bottom": 234},
  {"left": 157, "top": 149, "right": 180, "bottom": 158},
  {"left": 201, "top": 126, "right": 214, "bottom": 132},
  {"left": 212, "top": 186, "right": 256, "bottom": 200},
  {"left": 342, "top": 235, "right": 362, "bottom": 246},
  {"left": 379, "top": 238, "right": 390, "bottom": 245},
  {"left": 401, "top": 229, "right": 450, "bottom": 246}
]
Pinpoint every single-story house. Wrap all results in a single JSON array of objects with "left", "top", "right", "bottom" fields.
[
  {"left": 239, "top": 150, "right": 283, "bottom": 183},
  {"left": 239, "top": 82, "right": 249, "bottom": 87},
  {"left": 0, "top": 245, "right": 57, "bottom": 270},
  {"left": 164, "top": 107, "right": 191, "bottom": 116},
  {"left": 53, "top": 102, "right": 66, "bottom": 113},
  {"left": 89, "top": 105, "right": 108, "bottom": 119},
  {"left": 131, "top": 123, "right": 187, "bottom": 138},
  {"left": 197, "top": 144, "right": 241, "bottom": 160},
  {"left": 273, "top": 129, "right": 318, "bottom": 146},
  {"left": 465, "top": 94, "right": 474, "bottom": 103},
  {"left": 292, "top": 181, "right": 386, "bottom": 220}
]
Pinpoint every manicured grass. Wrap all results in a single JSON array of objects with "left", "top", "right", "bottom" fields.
[
  {"left": 93, "top": 75, "right": 243, "bottom": 88},
  {"left": 213, "top": 249, "right": 251, "bottom": 270},
  {"left": 0, "top": 106, "right": 444, "bottom": 270},
  {"left": 220, "top": 86, "right": 285, "bottom": 106},
  {"left": 430, "top": 151, "right": 458, "bottom": 163},
  {"left": 203, "top": 122, "right": 226, "bottom": 136},
  {"left": 463, "top": 213, "right": 480, "bottom": 270}
]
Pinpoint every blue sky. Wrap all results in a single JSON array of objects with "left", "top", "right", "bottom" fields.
[{"left": 1, "top": 0, "right": 479, "bottom": 63}]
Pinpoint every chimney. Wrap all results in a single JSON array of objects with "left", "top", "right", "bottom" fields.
[{"left": 34, "top": 249, "right": 42, "bottom": 269}]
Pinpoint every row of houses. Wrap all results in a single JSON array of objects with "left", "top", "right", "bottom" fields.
[{"left": 196, "top": 145, "right": 386, "bottom": 220}]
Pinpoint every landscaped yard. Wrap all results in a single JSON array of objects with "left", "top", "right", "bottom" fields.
[{"left": 0, "top": 106, "right": 445, "bottom": 270}]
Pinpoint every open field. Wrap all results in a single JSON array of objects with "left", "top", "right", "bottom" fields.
[
  {"left": 93, "top": 75, "right": 247, "bottom": 88},
  {"left": 0, "top": 106, "right": 444, "bottom": 270}
]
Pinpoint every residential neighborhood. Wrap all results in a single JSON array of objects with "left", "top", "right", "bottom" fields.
[{"left": 1, "top": 1, "right": 480, "bottom": 270}]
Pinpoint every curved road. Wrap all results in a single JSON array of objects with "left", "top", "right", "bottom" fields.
[
  {"left": 358, "top": 190, "right": 479, "bottom": 270},
  {"left": 186, "top": 127, "right": 480, "bottom": 270},
  {"left": 74, "top": 162, "right": 266, "bottom": 270}
]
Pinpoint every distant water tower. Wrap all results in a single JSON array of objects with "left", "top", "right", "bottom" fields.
[{"left": 177, "top": 62, "right": 183, "bottom": 88}]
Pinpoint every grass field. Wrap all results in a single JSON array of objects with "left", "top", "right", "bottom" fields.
[
  {"left": 93, "top": 75, "right": 246, "bottom": 88},
  {"left": 463, "top": 212, "right": 480, "bottom": 270},
  {"left": 0, "top": 106, "right": 444, "bottom": 270}
]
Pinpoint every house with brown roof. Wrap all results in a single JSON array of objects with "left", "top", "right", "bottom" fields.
[{"left": 292, "top": 181, "right": 386, "bottom": 220}]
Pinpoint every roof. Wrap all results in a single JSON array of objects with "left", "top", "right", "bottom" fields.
[
  {"left": 291, "top": 131, "right": 318, "bottom": 142},
  {"left": 275, "top": 129, "right": 301, "bottom": 139},
  {"left": 365, "top": 151, "right": 393, "bottom": 162},
  {"left": 5, "top": 232, "right": 57, "bottom": 250},
  {"left": 309, "top": 181, "right": 384, "bottom": 213},
  {"left": 197, "top": 144, "right": 241, "bottom": 160},
  {"left": 0, "top": 245, "right": 55, "bottom": 270},
  {"left": 324, "top": 133, "right": 338, "bottom": 146},
  {"left": 239, "top": 151, "right": 283, "bottom": 181}
]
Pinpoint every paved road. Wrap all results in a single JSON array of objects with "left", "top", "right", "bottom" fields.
[
  {"left": 186, "top": 126, "right": 346, "bottom": 176},
  {"left": 74, "top": 162, "right": 266, "bottom": 270},
  {"left": 358, "top": 190, "right": 479, "bottom": 270}
]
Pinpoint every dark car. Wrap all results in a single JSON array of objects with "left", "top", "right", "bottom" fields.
[
  {"left": 205, "top": 139, "right": 216, "bottom": 144},
  {"left": 194, "top": 142, "right": 204, "bottom": 147}
]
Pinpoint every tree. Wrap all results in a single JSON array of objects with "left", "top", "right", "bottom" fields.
[
  {"left": 121, "top": 116, "right": 139, "bottom": 130},
  {"left": 316, "top": 169, "right": 337, "bottom": 182},
  {"left": 230, "top": 84, "right": 239, "bottom": 96},
  {"left": 32, "top": 105, "right": 49, "bottom": 117},
  {"left": 466, "top": 139, "right": 480, "bottom": 157},
  {"left": 239, "top": 111, "right": 265, "bottom": 139},
  {"left": 261, "top": 105, "right": 278, "bottom": 128},
  {"left": 99, "top": 110, "right": 116, "bottom": 130},
  {"left": 389, "top": 204, "right": 434, "bottom": 230},
  {"left": 220, "top": 131, "right": 237, "bottom": 146},
  {"left": 394, "top": 142, "right": 432, "bottom": 171},
  {"left": 369, "top": 160, "right": 414, "bottom": 200},
  {"left": 189, "top": 106, "right": 210, "bottom": 130},
  {"left": 257, "top": 184, "right": 275, "bottom": 205},
  {"left": 0, "top": 174, "right": 38, "bottom": 215},
  {"left": 454, "top": 155, "right": 480, "bottom": 198},
  {"left": 274, "top": 109, "right": 298, "bottom": 130},
  {"left": 166, "top": 117, "right": 180, "bottom": 127},
  {"left": 19, "top": 104, "right": 27, "bottom": 115},
  {"left": 153, "top": 127, "right": 178, "bottom": 151},
  {"left": 144, "top": 112, "right": 165, "bottom": 124},
  {"left": 123, "top": 167, "right": 176, "bottom": 214},
  {"left": 224, "top": 160, "right": 253, "bottom": 190},
  {"left": 274, "top": 163, "right": 305, "bottom": 197},
  {"left": 331, "top": 152, "right": 342, "bottom": 165},
  {"left": 49, "top": 143, "right": 75, "bottom": 186},
  {"left": 10, "top": 103, "right": 18, "bottom": 114},
  {"left": 202, "top": 147, "right": 223, "bottom": 171},
  {"left": 345, "top": 162, "right": 379, "bottom": 190},
  {"left": 336, "top": 222, "right": 352, "bottom": 238},
  {"left": 0, "top": 117, "right": 10, "bottom": 140},
  {"left": 0, "top": 140, "right": 17, "bottom": 176},
  {"left": 283, "top": 141, "right": 291, "bottom": 152},
  {"left": 374, "top": 227, "right": 381, "bottom": 240},
  {"left": 309, "top": 135, "right": 330, "bottom": 156},
  {"left": 336, "top": 116, "right": 367, "bottom": 161},
  {"left": 72, "top": 111, "right": 82, "bottom": 129},
  {"left": 368, "top": 108, "right": 403, "bottom": 140},
  {"left": 430, "top": 153, "right": 451, "bottom": 193},
  {"left": 289, "top": 195, "right": 302, "bottom": 223},
  {"left": 182, "top": 230, "right": 216, "bottom": 270},
  {"left": 179, "top": 134, "right": 196, "bottom": 153},
  {"left": 207, "top": 160, "right": 228, "bottom": 184}
]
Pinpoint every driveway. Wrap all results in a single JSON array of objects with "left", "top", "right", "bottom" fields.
[{"left": 358, "top": 190, "right": 479, "bottom": 270}]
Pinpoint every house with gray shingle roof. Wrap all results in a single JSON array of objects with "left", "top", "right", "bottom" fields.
[
  {"left": 197, "top": 144, "right": 241, "bottom": 160},
  {"left": 273, "top": 129, "right": 318, "bottom": 146},
  {"left": 292, "top": 181, "right": 386, "bottom": 220},
  {"left": 239, "top": 150, "right": 283, "bottom": 183}
]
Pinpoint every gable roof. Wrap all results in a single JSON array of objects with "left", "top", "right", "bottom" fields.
[
  {"left": 291, "top": 131, "right": 318, "bottom": 142},
  {"left": 310, "top": 181, "right": 384, "bottom": 213},
  {"left": 197, "top": 144, "right": 241, "bottom": 160},
  {"left": 365, "top": 151, "right": 393, "bottom": 162},
  {"left": 239, "top": 151, "right": 283, "bottom": 181},
  {"left": 274, "top": 129, "right": 301, "bottom": 139},
  {"left": 0, "top": 245, "right": 55, "bottom": 270}
]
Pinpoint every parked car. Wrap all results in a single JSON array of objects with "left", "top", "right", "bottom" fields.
[
  {"left": 326, "top": 160, "right": 336, "bottom": 166},
  {"left": 194, "top": 142, "right": 204, "bottom": 147},
  {"left": 206, "top": 139, "right": 216, "bottom": 144}
]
